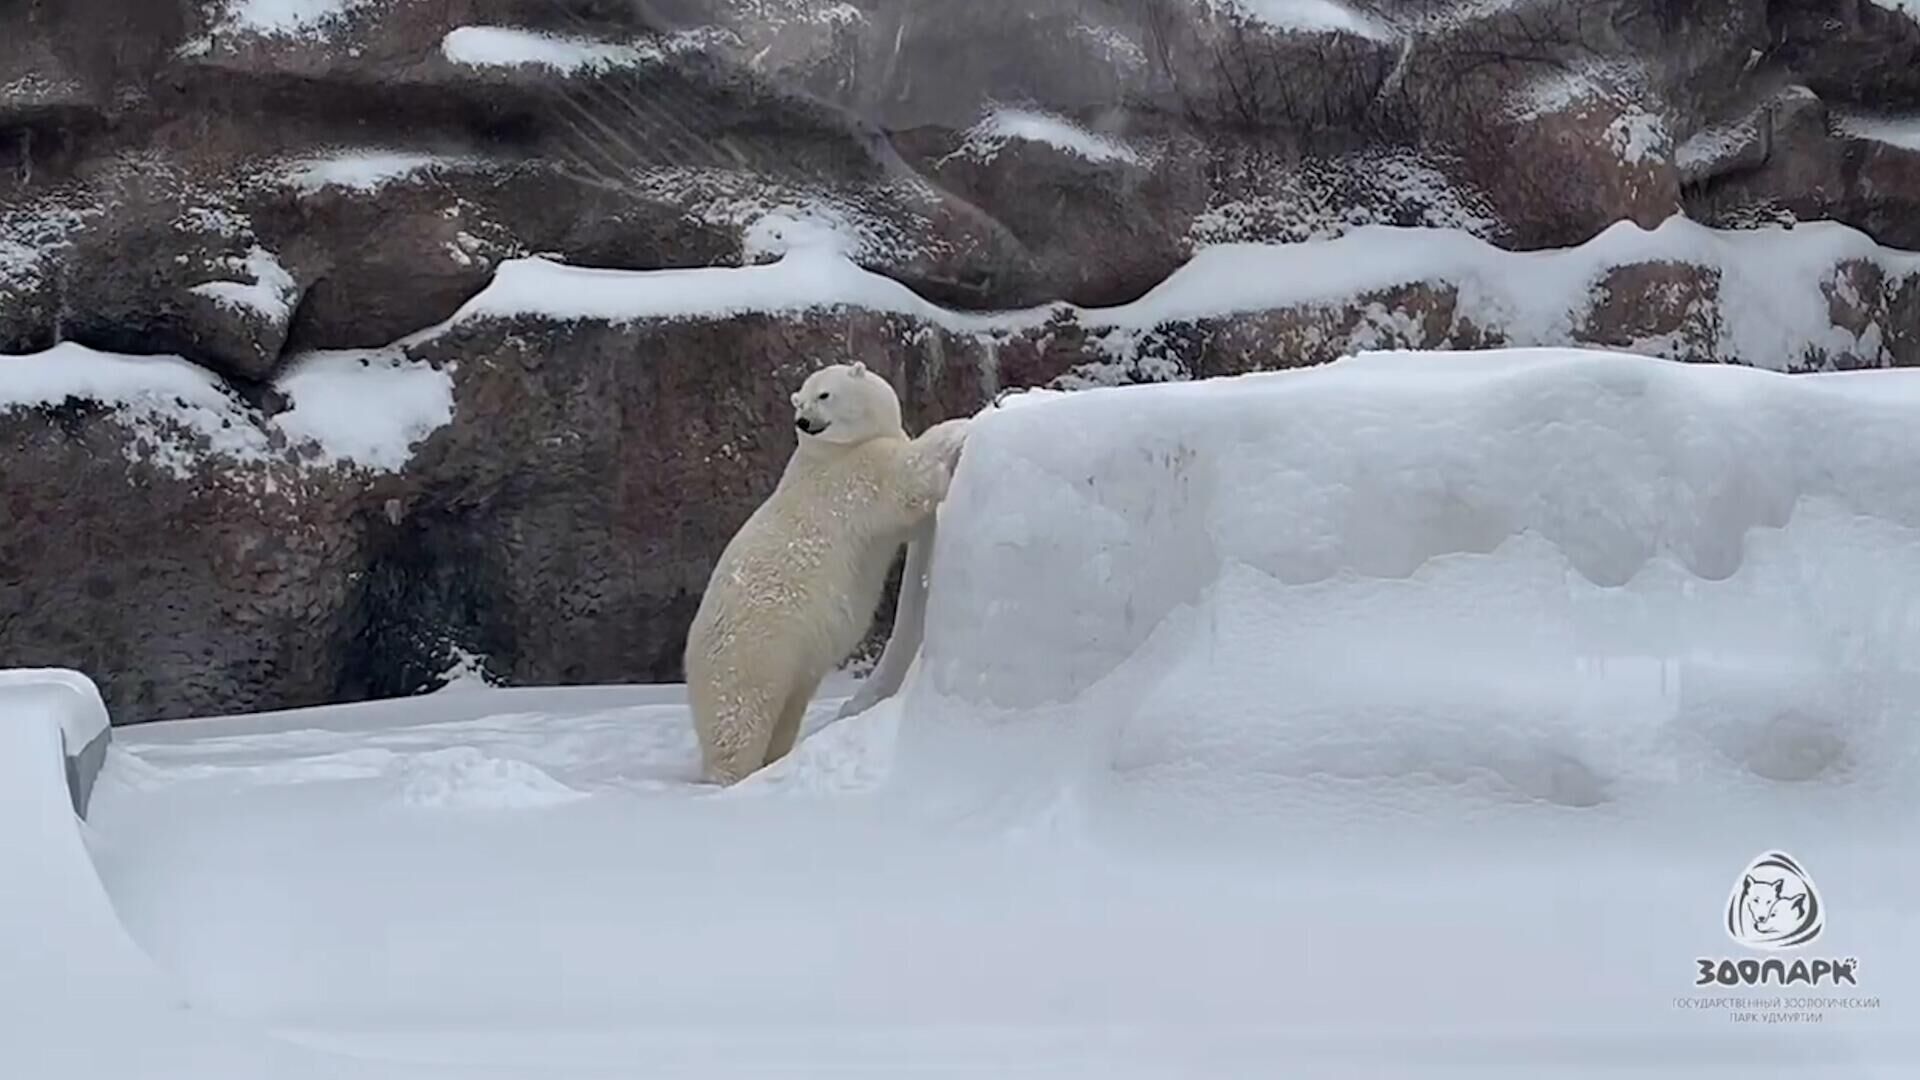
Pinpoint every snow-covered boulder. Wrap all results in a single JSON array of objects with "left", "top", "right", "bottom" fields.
[
  {"left": 891, "top": 348, "right": 1920, "bottom": 844},
  {"left": 0, "top": 343, "right": 452, "bottom": 721}
]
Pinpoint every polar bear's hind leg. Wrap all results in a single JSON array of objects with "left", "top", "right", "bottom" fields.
[
  {"left": 762, "top": 683, "right": 814, "bottom": 767},
  {"left": 696, "top": 675, "right": 783, "bottom": 785}
]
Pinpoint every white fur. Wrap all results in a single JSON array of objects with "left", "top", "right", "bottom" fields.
[
  {"left": 685, "top": 362, "right": 969, "bottom": 784},
  {"left": 833, "top": 513, "right": 935, "bottom": 722}
]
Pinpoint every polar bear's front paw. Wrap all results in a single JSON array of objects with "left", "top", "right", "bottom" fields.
[{"left": 921, "top": 416, "right": 972, "bottom": 470}]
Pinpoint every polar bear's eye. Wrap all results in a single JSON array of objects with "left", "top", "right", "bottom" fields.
[{"left": 817, "top": 391, "right": 831, "bottom": 400}]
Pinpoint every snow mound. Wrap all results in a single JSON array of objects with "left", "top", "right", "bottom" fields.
[
  {"left": 891, "top": 347, "right": 1920, "bottom": 845},
  {"left": 0, "top": 675, "right": 157, "bottom": 1011},
  {"left": 396, "top": 747, "right": 586, "bottom": 809},
  {"left": 0, "top": 673, "right": 427, "bottom": 1078},
  {"left": 0, "top": 667, "right": 109, "bottom": 756},
  {"left": 726, "top": 697, "right": 905, "bottom": 798}
]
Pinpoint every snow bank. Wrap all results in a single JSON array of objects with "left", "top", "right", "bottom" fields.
[
  {"left": 890, "top": 347, "right": 1920, "bottom": 845},
  {"left": 0, "top": 668, "right": 111, "bottom": 816},
  {"left": 0, "top": 672, "right": 408, "bottom": 1078},
  {"left": 433, "top": 214, "right": 1920, "bottom": 371},
  {"left": 0, "top": 668, "right": 110, "bottom": 753},
  {"left": 0, "top": 342, "right": 452, "bottom": 477},
  {"left": 0, "top": 676, "right": 142, "bottom": 977}
]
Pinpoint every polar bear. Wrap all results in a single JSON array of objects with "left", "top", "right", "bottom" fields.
[{"left": 684, "top": 361, "right": 969, "bottom": 785}]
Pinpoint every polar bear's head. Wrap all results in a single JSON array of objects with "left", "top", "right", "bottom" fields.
[{"left": 790, "top": 362, "right": 903, "bottom": 446}]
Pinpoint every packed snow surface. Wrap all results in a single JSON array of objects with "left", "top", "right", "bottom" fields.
[{"left": 8, "top": 348, "right": 1920, "bottom": 1077}]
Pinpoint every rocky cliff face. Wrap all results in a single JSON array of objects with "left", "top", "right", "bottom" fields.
[{"left": 5, "top": 0, "right": 1920, "bottom": 722}]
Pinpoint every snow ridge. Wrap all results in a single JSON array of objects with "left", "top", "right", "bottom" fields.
[{"left": 430, "top": 214, "right": 1920, "bottom": 373}]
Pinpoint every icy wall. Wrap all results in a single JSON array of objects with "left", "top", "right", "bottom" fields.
[{"left": 6, "top": 0, "right": 1920, "bottom": 719}]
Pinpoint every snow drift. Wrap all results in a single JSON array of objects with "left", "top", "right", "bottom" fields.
[
  {"left": 0, "top": 667, "right": 111, "bottom": 815},
  {"left": 891, "top": 347, "right": 1920, "bottom": 851},
  {"left": 0, "top": 670, "right": 321, "bottom": 1078}
]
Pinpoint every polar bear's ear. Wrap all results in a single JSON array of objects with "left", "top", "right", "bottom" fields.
[{"left": 849, "top": 360, "right": 867, "bottom": 378}]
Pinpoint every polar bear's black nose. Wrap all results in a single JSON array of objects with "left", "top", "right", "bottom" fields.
[{"left": 796, "top": 416, "right": 824, "bottom": 435}]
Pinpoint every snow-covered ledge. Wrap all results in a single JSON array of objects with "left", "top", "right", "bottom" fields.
[{"left": 0, "top": 669, "right": 112, "bottom": 819}]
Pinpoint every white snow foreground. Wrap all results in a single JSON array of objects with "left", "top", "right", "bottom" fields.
[
  {"left": 0, "top": 671, "right": 393, "bottom": 1080},
  {"left": 9, "top": 348, "right": 1920, "bottom": 1078}
]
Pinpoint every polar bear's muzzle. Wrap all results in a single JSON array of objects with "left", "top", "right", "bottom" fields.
[{"left": 795, "top": 415, "right": 828, "bottom": 435}]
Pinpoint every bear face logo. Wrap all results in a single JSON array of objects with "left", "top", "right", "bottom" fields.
[{"left": 1725, "top": 851, "right": 1824, "bottom": 950}]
